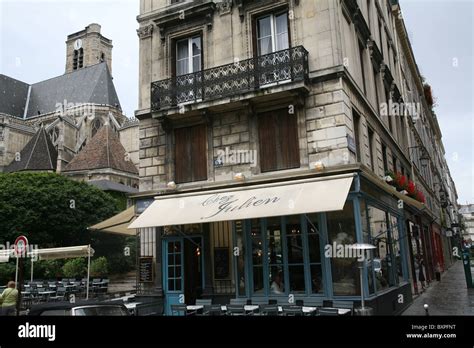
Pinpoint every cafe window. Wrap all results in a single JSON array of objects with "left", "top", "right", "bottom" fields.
[
  {"left": 286, "top": 215, "right": 305, "bottom": 293},
  {"left": 307, "top": 214, "right": 323, "bottom": 294},
  {"left": 327, "top": 201, "right": 359, "bottom": 296},
  {"left": 251, "top": 219, "right": 264, "bottom": 294},
  {"left": 368, "top": 206, "right": 389, "bottom": 291},
  {"left": 174, "top": 124, "right": 207, "bottom": 183},
  {"left": 267, "top": 217, "right": 285, "bottom": 295},
  {"left": 242, "top": 214, "right": 323, "bottom": 297},
  {"left": 140, "top": 227, "right": 156, "bottom": 257},
  {"left": 258, "top": 109, "right": 300, "bottom": 173},
  {"left": 389, "top": 214, "right": 404, "bottom": 284},
  {"left": 235, "top": 221, "right": 247, "bottom": 296}
]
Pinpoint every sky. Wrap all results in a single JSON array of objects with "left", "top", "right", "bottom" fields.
[{"left": 0, "top": 0, "right": 472, "bottom": 203}]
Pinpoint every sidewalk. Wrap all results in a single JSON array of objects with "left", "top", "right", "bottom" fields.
[{"left": 402, "top": 260, "right": 474, "bottom": 315}]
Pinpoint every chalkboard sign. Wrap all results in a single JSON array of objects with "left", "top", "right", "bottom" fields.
[
  {"left": 139, "top": 257, "right": 154, "bottom": 283},
  {"left": 214, "top": 247, "right": 230, "bottom": 280}
]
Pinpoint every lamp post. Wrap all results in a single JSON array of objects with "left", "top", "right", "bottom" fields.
[{"left": 350, "top": 243, "right": 376, "bottom": 315}]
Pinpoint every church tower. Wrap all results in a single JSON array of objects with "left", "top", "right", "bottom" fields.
[{"left": 65, "top": 23, "right": 113, "bottom": 74}]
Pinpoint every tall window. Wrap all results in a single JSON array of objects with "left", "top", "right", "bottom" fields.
[
  {"left": 392, "top": 155, "right": 397, "bottom": 173},
  {"left": 174, "top": 124, "right": 207, "bottom": 183},
  {"left": 353, "top": 110, "right": 362, "bottom": 162},
  {"left": 176, "top": 36, "right": 202, "bottom": 76},
  {"left": 286, "top": 215, "right": 305, "bottom": 293},
  {"left": 307, "top": 214, "right": 323, "bottom": 294},
  {"left": 368, "top": 127, "right": 375, "bottom": 171},
  {"left": 258, "top": 109, "right": 300, "bottom": 172},
  {"left": 256, "top": 12, "right": 289, "bottom": 55},
  {"left": 382, "top": 144, "right": 388, "bottom": 173},
  {"left": 251, "top": 219, "right": 264, "bottom": 294},
  {"left": 373, "top": 67, "right": 380, "bottom": 113},
  {"left": 358, "top": 41, "right": 367, "bottom": 95}
]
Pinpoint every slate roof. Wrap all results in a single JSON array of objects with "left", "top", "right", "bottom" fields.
[
  {"left": 0, "top": 75, "right": 30, "bottom": 118},
  {"left": 4, "top": 126, "right": 58, "bottom": 173},
  {"left": 0, "top": 63, "right": 121, "bottom": 118},
  {"left": 63, "top": 125, "right": 138, "bottom": 175}
]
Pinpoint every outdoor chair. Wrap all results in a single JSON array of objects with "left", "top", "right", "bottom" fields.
[
  {"left": 171, "top": 304, "right": 193, "bottom": 316},
  {"left": 201, "top": 304, "right": 223, "bottom": 316},
  {"left": 318, "top": 308, "right": 339, "bottom": 316},
  {"left": 50, "top": 287, "right": 66, "bottom": 302},
  {"left": 225, "top": 304, "right": 247, "bottom": 316},
  {"left": 281, "top": 305, "right": 303, "bottom": 316},
  {"left": 259, "top": 305, "right": 279, "bottom": 316}
]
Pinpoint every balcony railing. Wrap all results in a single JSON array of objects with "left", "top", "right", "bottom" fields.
[{"left": 151, "top": 46, "right": 309, "bottom": 111}]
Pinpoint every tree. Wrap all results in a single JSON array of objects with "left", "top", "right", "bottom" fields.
[
  {"left": 90, "top": 256, "right": 108, "bottom": 277},
  {"left": 62, "top": 258, "right": 87, "bottom": 278},
  {"left": 0, "top": 172, "right": 118, "bottom": 248}
]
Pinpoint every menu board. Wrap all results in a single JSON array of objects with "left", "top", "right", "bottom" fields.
[{"left": 139, "top": 257, "right": 154, "bottom": 283}]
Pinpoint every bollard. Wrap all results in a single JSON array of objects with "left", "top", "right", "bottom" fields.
[{"left": 424, "top": 304, "right": 429, "bottom": 316}]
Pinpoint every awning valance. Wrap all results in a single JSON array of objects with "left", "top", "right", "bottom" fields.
[
  {"left": 89, "top": 206, "right": 137, "bottom": 236},
  {"left": 129, "top": 174, "right": 354, "bottom": 229},
  {"left": 33, "top": 245, "right": 94, "bottom": 261}
]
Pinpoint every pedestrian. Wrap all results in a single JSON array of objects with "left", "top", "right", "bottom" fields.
[
  {"left": 418, "top": 257, "right": 426, "bottom": 290},
  {"left": 0, "top": 281, "right": 18, "bottom": 316}
]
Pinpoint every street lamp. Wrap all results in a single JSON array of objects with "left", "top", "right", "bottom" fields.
[{"left": 350, "top": 243, "right": 376, "bottom": 315}]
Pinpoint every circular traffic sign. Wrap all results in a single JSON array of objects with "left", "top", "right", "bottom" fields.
[{"left": 14, "top": 236, "right": 28, "bottom": 256}]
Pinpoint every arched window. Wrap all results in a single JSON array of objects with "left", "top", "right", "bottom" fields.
[
  {"left": 91, "top": 118, "right": 102, "bottom": 138},
  {"left": 49, "top": 126, "right": 60, "bottom": 145}
]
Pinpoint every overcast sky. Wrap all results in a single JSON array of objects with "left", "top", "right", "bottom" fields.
[{"left": 0, "top": 0, "right": 472, "bottom": 203}]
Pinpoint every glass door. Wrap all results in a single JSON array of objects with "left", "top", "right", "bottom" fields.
[
  {"left": 163, "top": 238, "right": 184, "bottom": 315},
  {"left": 176, "top": 36, "right": 202, "bottom": 103}
]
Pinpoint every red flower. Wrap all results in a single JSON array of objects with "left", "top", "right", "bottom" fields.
[
  {"left": 395, "top": 172, "right": 408, "bottom": 190},
  {"left": 416, "top": 191, "right": 426, "bottom": 203},
  {"left": 407, "top": 180, "right": 417, "bottom": 196}
]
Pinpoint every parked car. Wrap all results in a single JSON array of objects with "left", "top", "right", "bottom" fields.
[{"left": 28, "top": 301, "right": 130, "bottom": 316}]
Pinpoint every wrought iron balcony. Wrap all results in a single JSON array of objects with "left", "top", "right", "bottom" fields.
[{"left": 151, "top": 46, "right": 309, "bottom": 111}]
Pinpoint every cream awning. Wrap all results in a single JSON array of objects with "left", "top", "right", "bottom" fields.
[
  {"left": 89, "top": 206, "right": 137, "bottom": 236},
  {"left": 129, "top": 174, "right": 354, "bottom": 229},
  {"left": 33, "top": 245, "right": 94, "bottom": 261},
  {"left": 0, "top": 250, "right": 13, "bottom": 263}
]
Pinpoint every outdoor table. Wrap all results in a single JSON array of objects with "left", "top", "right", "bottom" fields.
[{"left": 277, "top": 306, "right": 318, "bottom": 315}]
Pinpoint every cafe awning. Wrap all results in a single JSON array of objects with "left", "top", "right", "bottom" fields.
[
  {"left": 89, "top": 206, "right": 137, "bottom": 236},
  {"left": 129, "top": 173, "right": 354, "bottom": 229},
  {"left": 33, "top": 245, "right": 94, "bottom": 261},
  {"left": 0, "top": 250, "right": 13, "bottom": 263}
]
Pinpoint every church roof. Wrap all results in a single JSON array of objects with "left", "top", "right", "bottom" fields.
[
  {"left": 4, "top": 126, "right": 58, "bottom": 173},
  {"left": 0, "top": 62, "right": 121, "bottom": 118},
  {"left": 63, "top": 125, "right": 138, "bottom": 175},
  {"left": 0, "top": 75, "right": 30, "bottom": 117}
]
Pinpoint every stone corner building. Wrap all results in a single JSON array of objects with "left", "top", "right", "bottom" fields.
[
  {"left": 131, "top": 0, "right": 460, "bottom": 315},
  {"left": 0, "top": 23, "right": 139, "bottom": 193}
]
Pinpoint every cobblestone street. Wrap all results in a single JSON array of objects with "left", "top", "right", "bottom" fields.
[{"left": 403, "top": 261, "right": 474, "bottom": 315}]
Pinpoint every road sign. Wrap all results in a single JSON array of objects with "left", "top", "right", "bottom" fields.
[{"left": 14, "top": 236, "right": 28, "bottom": 256}]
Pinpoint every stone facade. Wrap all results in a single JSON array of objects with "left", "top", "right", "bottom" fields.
[{"left": 135, "top": 0, "right": 458, "bottom": 223}]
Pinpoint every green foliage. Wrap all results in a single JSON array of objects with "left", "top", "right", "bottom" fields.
[
  {"left": 90, "top": 234, "right": 136, "bottom": 275},
  {"left": 0, "top": 172, "right": 118, "bottom": 247},
  {"left": 90, "top": 256, "right": 108, "bottom": 277},
  {"left": 62, "top": 258, "right": 87, "bottom": 278},
  {"left": 0, "top": 262, "right": 16, "bottom": 285}
]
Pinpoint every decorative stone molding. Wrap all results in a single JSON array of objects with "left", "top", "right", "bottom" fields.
[
  {"left": 216, "top": 0, "right": 232, "bottom": 15},
  {"left": 137, "top": 24, "right": 154, "bottom": 39}
]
